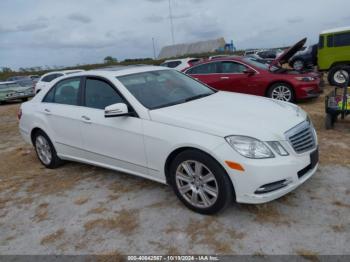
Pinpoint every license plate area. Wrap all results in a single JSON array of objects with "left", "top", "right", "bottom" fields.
[
  {"left": 297, "top": 148, "right": 319, "bottom": 179},
  {"left": 310, "top": 148, "right": 319, "bottom": 169}
]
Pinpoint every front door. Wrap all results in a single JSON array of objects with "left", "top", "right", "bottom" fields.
[{"left": 79, "top": 77, "right": 148, "bottom": 176}]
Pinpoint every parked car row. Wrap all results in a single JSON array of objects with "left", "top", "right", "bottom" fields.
[
  {"left": 0, "top": 81, "right": 34, "bottom": 103},
  {"left": 181, "top": 38, "right": 321, "bottom": 103}
]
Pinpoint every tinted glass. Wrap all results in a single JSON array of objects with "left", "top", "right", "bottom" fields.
[
  {"left": 167, "top": 61, "right": 182, "bottom": 68},
  {"left": 327, "top": 35, "right": 334, "bottom": 47},
  {"left": 220, "top": 61, "right": 247, "bottom": 73},
  {"left": 42, "top": 73, "right": 63, "bottom": 82},
  {"left": 187, "top": 62, "right": 219, "bottom": 74},
  {"left": 43, "top": 78, "right": 80, "bottom": 105},
  {"left": 334, "top": 32, "right": 350, "bottom": 47},
  {"left": 319, "top": 35, "right": 324, "bottom": 49},
  {"left": 85, "top": 79, "right": 124, "bottom": 109},
  {"left": 117, "top": 70, "right": 215, "bottom": 109}
]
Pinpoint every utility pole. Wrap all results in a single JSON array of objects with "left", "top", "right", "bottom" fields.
[
  {"left": 168, "top": 0, "right": 175, "bottom": 45},
  {"left": 152, "top": 37, "right": 157, "bottom": 60}
]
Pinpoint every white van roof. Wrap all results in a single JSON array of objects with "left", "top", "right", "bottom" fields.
[{"left": 321, "top": 26, "right": 350, "bottom": 34}]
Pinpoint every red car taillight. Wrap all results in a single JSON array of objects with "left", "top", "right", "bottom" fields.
[{"left": 17, "top": 108, "right": 22, "bottom": 120}]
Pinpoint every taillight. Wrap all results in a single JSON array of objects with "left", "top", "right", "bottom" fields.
[{"left": 17, "top": 108, "right": 22, "bottom": 120}]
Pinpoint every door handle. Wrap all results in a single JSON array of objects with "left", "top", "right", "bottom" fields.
[
  {"left": 220, "top": 77, "right": 230, "bottom": 80},
  {"left": 81, "top": 115, "right": 91, "bottom": 123},
  {"left": 44, "top": 108, "right": 51, "bottom": 115}
]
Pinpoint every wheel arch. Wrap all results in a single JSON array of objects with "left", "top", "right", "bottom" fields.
[
  {"left": 164, "top": 146, "right": 236, "bottom": 198},
  {"left": 30, "top": 127, "right": 47, "bottom": 145},
  {"left": 329, "top": 61, "right": 350, "bottom": 69}
]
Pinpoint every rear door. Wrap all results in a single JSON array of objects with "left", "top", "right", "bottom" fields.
[
  {"left": 185, "top": 62, "right": 223, "bottom": 89},
  {"left": 40, "top": 77, "right": 85, "bottom": 158},
  {"left": 215, "top": 61, "right": 261, "bottom": 95}
]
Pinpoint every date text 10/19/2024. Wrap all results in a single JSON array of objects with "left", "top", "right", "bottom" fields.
[{"left": 127, "top": 255, "right": 220, "bottom": 261}]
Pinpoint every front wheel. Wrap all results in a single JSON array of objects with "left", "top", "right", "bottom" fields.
[
  {"left": 33, "top": 130, "right": 64, "bottom": 169},
  {"left": 169, "top": 150, "right": 234, "bottom": 215},
  {"left": 328, "top": 66, "right": 350, "bottom": 86},
  {"left": 267, "top": 83, "right": 295, "bottom": 102}
]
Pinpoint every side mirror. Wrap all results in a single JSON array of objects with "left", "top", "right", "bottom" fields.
[
  {"left": 104, "top": 103, "right": 129, "bottom": 118},
  {"left": 243, "top": 68, "right": 256, "bottom": 76}
]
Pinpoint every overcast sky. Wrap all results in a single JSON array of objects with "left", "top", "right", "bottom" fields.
[{"left": 1, "top": 0, "right": 350, "bottom": 69}]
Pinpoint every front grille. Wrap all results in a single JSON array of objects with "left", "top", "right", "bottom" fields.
[{"left": 285, "top": 121, "right": 316, "bottom": 154}]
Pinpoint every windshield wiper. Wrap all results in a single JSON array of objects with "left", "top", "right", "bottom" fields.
[{"left": 184, "top": 93, "right": 213, "bottom": 102}]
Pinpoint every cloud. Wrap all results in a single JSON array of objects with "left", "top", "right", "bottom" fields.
[
  {"left": 67, "top": 13, "right": 92, "bottom": 24},
  {"left": 287, "top": 17, "right": 304, "bottom": 24},
  {"left": 0, "top": 18, "right": 48, "bottom": 33}
]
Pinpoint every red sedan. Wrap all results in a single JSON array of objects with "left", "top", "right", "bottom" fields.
[{"left": 184, "top": 39, "right": 321, "bottom": 102}]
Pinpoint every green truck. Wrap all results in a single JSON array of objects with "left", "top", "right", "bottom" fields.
[
  {"left": 318, "top": 26, "right": 350, "bottom": 86},
  {"left": 0, "top": 81, "right": 34, "bottom": 104}
]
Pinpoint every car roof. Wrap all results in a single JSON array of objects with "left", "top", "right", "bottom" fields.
[
  {"left": 42, "top": 69, "right": 84, "bottom": 77},
  {"left": 321, "top": 26, "right": 350, "bottom": 34},
  {"left": 70, "top": 65, "right": 169, "bottom": 78},
  {"left": 0, "top": 81, "right": 18, "bottom": 85}
]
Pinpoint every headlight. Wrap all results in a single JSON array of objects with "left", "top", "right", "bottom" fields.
[
  {"left": 225, "top": 136, "right": 274, "bottom": 159},
  {"left": 267, "top": 141, "right": 289, "bottom": 156},
  {"left": 295, "top": 76, "right": 315, "bottom": 82}
]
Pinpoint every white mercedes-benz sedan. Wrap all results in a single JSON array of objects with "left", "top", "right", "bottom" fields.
[{"left": 18, "top": 66, "right": 319, "bottom": 214}]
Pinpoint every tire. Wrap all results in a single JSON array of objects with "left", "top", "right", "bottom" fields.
[
  {"left": 292, "top": 59, "right": 305, "bottom": 71},
  {"left": 267, "top": 83, "right": 295, "bottom": 102},
  {"left": 328, "top": 65, "right": 350, "bottom": 86},
  {"left": 33, "top": 130, "right": 64, "bottom": 169},
  {"left": 169, "top": 149, "right": 234, "bottom": 215},
  {"left": 325, "top": 114, "right": 334, "bottom": 130}
]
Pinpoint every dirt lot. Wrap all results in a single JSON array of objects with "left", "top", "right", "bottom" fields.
[{"left": 0, "top": 87, "right": 349, "bottom": 255}]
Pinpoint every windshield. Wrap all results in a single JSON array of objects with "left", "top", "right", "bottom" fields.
[
  {"left": 243, "top": 57, "right": 269, "bottom": 70},
  {"left": 117, "top": 70, "right": 215, "bottom": 109}
]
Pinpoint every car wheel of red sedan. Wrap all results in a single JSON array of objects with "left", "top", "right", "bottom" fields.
[{"left": 268, "top": 83, "right": 295, "bottom": 102}]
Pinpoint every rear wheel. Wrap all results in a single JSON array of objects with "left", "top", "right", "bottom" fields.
[
  {"left": 267, "top": 83, "right": 295, "bottom": 102},
  {"left": 328, "top": 65, "right": 350, "bottom": 86},
  {"left": 169, "top": 150, "right": 234, "bottom": 215},
  {"left": 33, "top": 130, "right": 64, "bottom": 169}
]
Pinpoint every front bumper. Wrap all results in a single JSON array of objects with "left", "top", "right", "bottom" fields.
[
  {"left": 1, "top": 93, "right": 34, "bottom": 102},
  {"left": 214, "top": 141, "right": 318, "bottom": 204}
]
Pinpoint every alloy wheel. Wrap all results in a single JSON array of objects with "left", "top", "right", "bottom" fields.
[
  {"left": 175, "top": 160, "right": 218, "bottom": 208},
  {"left": 35, "top": 135, "right": 52, "bottom": 165},
  {"left": 333, "top": 70, "right": 348, "bottom": 85},
  {"left": 271, "top": 85, "right": 292, "bottom": 102}
]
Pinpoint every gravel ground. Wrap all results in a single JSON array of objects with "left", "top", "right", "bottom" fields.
[{"left": 0, "top": 88, "right": 349, "bottom": 256}]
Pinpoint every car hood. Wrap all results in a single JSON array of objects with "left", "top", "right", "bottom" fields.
[
  {"left": 149, "top": 92, "right": 307, "bottom": 141},
  {"left": 273, "top": 38, "right": 307, "bottom": 65}
]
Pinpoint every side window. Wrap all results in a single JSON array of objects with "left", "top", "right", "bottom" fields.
[
  {"left": 43, "top": 87, "right": 55, "bottom": 102},
  {"left": 327, "top": 35, "right": 334, "bottom": 47},
  {"left": 220, "top": 61, "right": 247, "bottom": 73},
  {"left": 334, "top": 32, "right": 350, "bottom": 47},
  {"left": 167, "top": 61, "right": 181, "bottom": 68},
  {"left": 319, "top": 35, "right": 324, "bottom": 49},
  {"left": 187, "top": 62, "right": 219, "bottom": 74},
  {"left": 85, "top": 78, "right": 124, "bottom": 109},
  {"left": 42, "top": 73, "right": 63, "bottom": 82}
]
